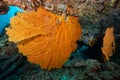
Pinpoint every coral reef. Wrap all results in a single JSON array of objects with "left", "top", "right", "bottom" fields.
[
  {"left": 0, "top": 38, "right": 119, "bottom": 80},
  {"left": 3, "top": 59, "right": 120, "bottom": 80},
  {"left": 0, "top": 53, "right": 26, "bottom": 79},
  {"left": 0, "top": 1, "right": 9, "bottom": 14},
  {"left": 0, "top": 0, "right": 120, "bottom": 79},
  {"left": 6, "top": 7, "right": 82, "bottom": 70},
  {"left": 78, "top": 0, "right": 120, "bottom": 47},
  {"left": 0, "top": 35, "right": 17, "bottom": 56},
  {"left": 2, "top": 0, "right": 42, "bottom": 11},
  {"left": 2, "top": 0, "right": 120, "bottom": 44},
  {"left": 0, "top": 35, "right": 27, "bottom": 79}
]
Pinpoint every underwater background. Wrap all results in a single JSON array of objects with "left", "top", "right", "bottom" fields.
[
  {"left": 0, "top": 0, "right": 120, "bottom": 80},
  {"left": 0, "top": 6, "right": 24, "bottom": 34}
]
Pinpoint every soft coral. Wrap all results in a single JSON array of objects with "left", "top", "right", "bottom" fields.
[
  {"left": 101, "top": 27, "right": 115, "bottom": 61},
  {"left": 6, "top": 7, "right": 82, "bottom": 70}
]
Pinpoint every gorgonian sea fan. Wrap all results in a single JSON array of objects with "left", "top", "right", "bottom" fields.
[
  {"left": 6, "top": 7, "right": 82, "bottom": 70},
  {"left": 101, "top": 27, "right": 115, "bottom": 61}
]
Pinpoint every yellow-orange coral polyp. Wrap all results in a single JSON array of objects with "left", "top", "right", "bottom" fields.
[{"left": 6, "top": 7, "right": 82, "bottom": 70}]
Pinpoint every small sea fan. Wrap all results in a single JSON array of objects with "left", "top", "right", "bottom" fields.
[
  {"left": 6, "top": 7, "right": 82, "bottom": 70},
  {"left": 101, "top": 27, "right": 115, "bottom": 61}
]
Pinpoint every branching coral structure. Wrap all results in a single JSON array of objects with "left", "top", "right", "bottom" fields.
[
  {"left": 101, "top": 27, "right": 115, "bottom": 61},
  {"left": 6, "top": 7, "right": 82, "bottom": 70}
]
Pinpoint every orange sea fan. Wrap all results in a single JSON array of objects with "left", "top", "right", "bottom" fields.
[
  {"left": 6, "top": 7, "right": 82, "bottom": 70},
  {"left": 6, "top": 7, "right": 59, "bottom": 43},
  {"left": 101, "top": 27, "right": 115, "bottom": 61}
]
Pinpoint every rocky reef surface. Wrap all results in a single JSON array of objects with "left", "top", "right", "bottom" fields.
[{"left": 0, "top": 34, "right": 120, "bottom": 80}]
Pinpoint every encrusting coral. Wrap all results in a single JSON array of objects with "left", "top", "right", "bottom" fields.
[
  {"left": 6, "top": 7, "right": 82, "bottom": 70},
  {"left": 101, "top": 27, "right": 115, "bottom": 61}
]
